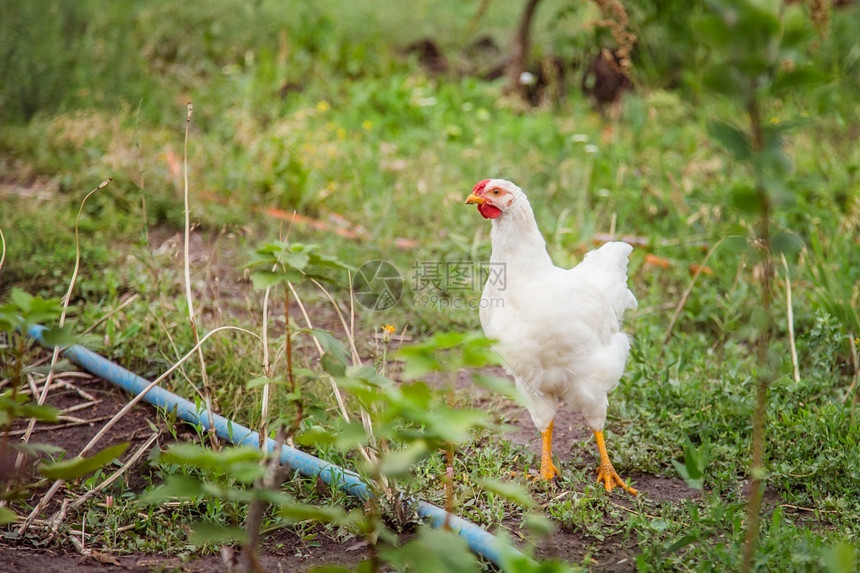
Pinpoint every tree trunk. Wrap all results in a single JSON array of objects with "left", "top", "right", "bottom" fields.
[{"left": 507, "top": 0, "right": 542, "bottom": 99}]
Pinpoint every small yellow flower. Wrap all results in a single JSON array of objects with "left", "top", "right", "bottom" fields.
[
  {"left": 362, "top": 120, "right": 373, "bottom": 130},
  {"left": 381, "top": 324, "right": 396, "bottom": 343},
  {"left": 337, "top": 127, "right": 347, "bottom": 140},
  {"left": 317, "top": 100, "right": 331, "bottom": 112}
]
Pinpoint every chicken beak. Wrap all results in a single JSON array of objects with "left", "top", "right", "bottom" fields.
[{"left": 465, "top": 193, "right": 487, "bottom": 205}]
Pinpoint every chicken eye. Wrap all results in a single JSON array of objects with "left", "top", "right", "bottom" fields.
[{"left": 491, "top": 189, "right": 501, "bottom": 196}]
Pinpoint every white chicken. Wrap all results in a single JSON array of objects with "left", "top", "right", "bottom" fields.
[{"left": 465, "top": 178, "right": 638, "bottom": 494}]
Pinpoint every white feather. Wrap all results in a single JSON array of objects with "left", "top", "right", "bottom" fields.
[{"left": 476, "top": 179, "right": 636, "bottom": 433}]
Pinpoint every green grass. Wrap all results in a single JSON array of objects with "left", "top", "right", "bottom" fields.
[{"left": 1, "top": 1, "right": 859, "bottom": 571}]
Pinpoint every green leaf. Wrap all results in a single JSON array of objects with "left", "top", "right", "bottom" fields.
[
  {"left": 523, "top": 512, "right": 557, "bottom": 537},
  {"left": 189, "top": 521, "right": 249, "bottom": 545},
  {"left": 378, "top": 440, "right": 429, "bottom": 476},
  {"left": 391, "top": 382, "right": 433, "bottom": 411},
  {"left": 709, "top": 121, "right": 751, "bottom": 160},
  {"left": 422, "top": 408, "right": 492, "bottom": 445},
  {"left": 0, "top": 394, "right": 56, "bottom": 425},
  {"left": 279, "top": 503, "right": 348, "bottom": 524},
  {"left": 753, "top": 137, "right": 793, "bottom": 176},
  {"left": 729, "top": 184, "right": 762, "bottom": 214},
  {"left": 691, "top": 14, "right": 730, "bottom": 49},
  {"left": 380, "top": 526, "right": 480, "bottom": 573},
  {"left": 312, "top": 329, "right": 351, "bottom": 362},
  {"left": 1, "top": 289, "right": 64, "bottom": 331},
  {"left": 307, "top": 250, "right": 355, "bottom": 272},
  {"left": 251, "top": 269, "right": 303, "bottom": 290},
  {"left": 13, "top": 442, "right": 65, "bottom": 457},
  {"left": 772, "top": 231, "right": 804, "bottom": 256},
  {"left": 334, "top": 421, "right": 368, "bottom": 450},
  {"left": 166, "top": 443, "right": 262, "bottom": 466},
  {"left": 139, "top": 474, "right": 206, "bottom": 503},
  {"left": 40, "top": 325, "right": 77, "bottom": 347},
  {"left": 157, "top": 444, "right": 265, "bottom": 483},
  {"left": 737, "top": 0, "right": 780, "bottom": 38},
  {"left": 247, "top": 242, "right": 351, "bottom": 288},
  {"left": 771, "top": 66, "right": 825, "bottom": 94},
  {"left": 722, "top": 234, "right": 752, "bottom": 256},
  {"left": 0, "top": 507, "right": 17, "bottom": 525},
  {"left": 250, "top": 270, "right": 283, "bottom": 289},
  {"left": 476, "top": 477, "right": 536, "bottom": 509},
  {"left": 228, "top": 462, "right": 268, "bottom": 484},
  {"left": 284, "top": 248, "right": 311, "bottom": 270},
  {"left": 472, "top": 372, "right": 523, "bottom": 405},
  {"left": 664, "top": 531, "right": 701, "bottom": 554},
  {"left": 781, "top": 4, "right": 813, "bottom": 50},
  {"left": 343, "top": 365, "right": 393, "bottom": 388},
  {"left": 14, "top": 401, "right": 59, "bottom": 423},
  {"left": 671, "top": 437, "right": 709, "bottom": 490},
  {"left": 702, "top": 64, "right": 748, "bottom": 100},
  {"left": 40, "top": 442, "right": 129, "bottom": 480},
  {"left": 296, "top": 425, "right": 337, "bottom": 447},
  {"left": 11, "top": 289, "right": 36, "bottom": 313},
  {"left": 825, "top": 541, "right": 857, "bottom": 573},
  {"left": 320, "top": 351, "right": 346, "bottom": 377},
  {"left": 397, "top": 352, "right": 440, "bottom": 380},
  {"left": 396, "top": 331, "right": 496, "bottom": 379}
]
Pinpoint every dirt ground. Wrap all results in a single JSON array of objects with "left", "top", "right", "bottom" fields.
[
  {"left": 0, "top": 372, "right": 375, "bottom": 572},
  {"left": 0, "top": 539, "right": 366, "bottom": 573},
  {"left": 0, "top": 363, "right": 701, "bottom": 572}
]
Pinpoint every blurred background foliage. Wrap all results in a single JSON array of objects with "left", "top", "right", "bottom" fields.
[{"left": 1, "top": 0, "right": 858, "bottom": 122}]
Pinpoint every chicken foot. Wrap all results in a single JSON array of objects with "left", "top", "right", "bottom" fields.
[
  {"left": 538, "top": 420, "right": 561, "bottom": 480},
  {"left": 594, "top": 430, "right": 637, "bottom": 495}
]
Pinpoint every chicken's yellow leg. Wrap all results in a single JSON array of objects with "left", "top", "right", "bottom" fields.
[
  {"left": 539, "top": 420, "right": 561, "bottom": 480},
  {"left": 594, "top": 430, "right": 637, "bottom": 495}
]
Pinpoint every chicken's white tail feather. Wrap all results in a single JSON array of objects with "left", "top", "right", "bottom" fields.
[{"left": 574, "top": 241, "right": 637, "bottom": 319}]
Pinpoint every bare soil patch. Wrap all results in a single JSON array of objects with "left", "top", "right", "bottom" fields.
[
  {"left": 538, "top": 531, "right": 636, "bottom": 572},
  {"left": 0, "top": 531, "right": 367, "bottom": 573},
  {"left": 1, "top": 371, "right": 371, "bottom": 572},
  {"left": 498, "top": 385, "right": 699, "bottom": 503}
]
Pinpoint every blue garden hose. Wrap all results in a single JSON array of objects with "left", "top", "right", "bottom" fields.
[{"left": 27, "top": 324, "right": 520, "bottom": 567}]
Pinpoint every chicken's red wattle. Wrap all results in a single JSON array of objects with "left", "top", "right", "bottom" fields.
[{"left": 477, "top": 202, "right": 502, "bottom": 219}]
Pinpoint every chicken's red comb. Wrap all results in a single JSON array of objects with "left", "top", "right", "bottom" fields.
[{"left": 472, "top": 179, "right": 491, "bottom": 194}]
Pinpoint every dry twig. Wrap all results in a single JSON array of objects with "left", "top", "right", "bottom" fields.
[
  {"left": 17, "top": 325, "right": 259, "bottom": 536},
  {"left": 0, "top": 225, "right": 6, "bottom": 273},
  {"left": 782, "top": 254, "right": 800, "bottom": 383},
  {"left": 287, "top": 283, "right": 391, "bottom": 494},
  {"left": 15, "top": 179, "right": 112, "bottom": 471},
  {"left": 6, "top": 415, "right": 113, "bottom": 437},
  {"left": 181, "top": 102, "right": 219, "bottom": 450}
]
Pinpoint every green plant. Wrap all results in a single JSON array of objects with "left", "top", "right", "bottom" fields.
[
  {"left": 0, "top": 289, "right": 130, "bottom": 525},
  {"left": 693, "top": 1, "right": 829, "bottom": 569}
]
